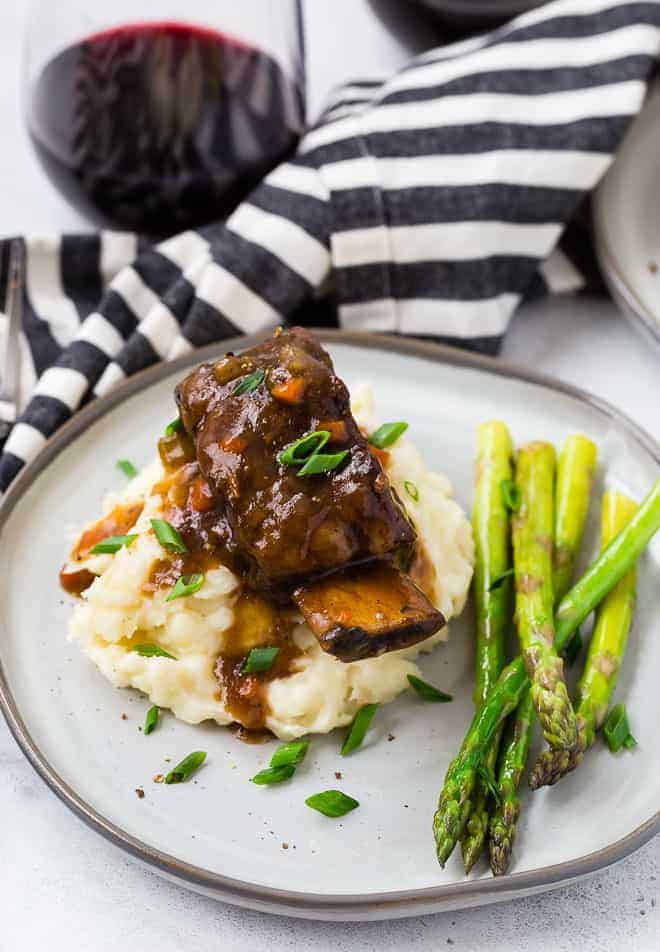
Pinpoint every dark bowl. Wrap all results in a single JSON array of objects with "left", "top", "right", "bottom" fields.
[{"left": 408, "top": 0, "right": 546, "bottom": 28}]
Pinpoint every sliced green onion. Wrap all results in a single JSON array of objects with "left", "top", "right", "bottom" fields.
[
  {"left": 166, "top": 573, "right": 205, "bottom": 602},
  {"left": 297, "top": 451, "right": 349, "bottom": 477},
  {"left": 144, "top": 705, "right": 159, "bottom": 735},
  {"left": 501, "top": 479, "right": 522, "bottom": 512},
  {"left": 150, "top": 518, "right": 187, "bottom": 553},
  {"left": 305, "top": 790, "right": 359, "bottom": 818},
  {"left": 165, "top": 751, "right": 207, "bottom": 784},
  {"left": 165, "top": 417, "right": 183, "bottom": 437},
  {"left": 131, "top": 644, "right": 177, "bottom": 660},
  {"left": 563, "top": 628, "right": 583, "bottom": 667},
  {"left": 242, "top": 646, "right": 279, "bottom": 674},
  {"left": 603, "top": 703, "right": 637, "bottom": 753},
  {"left": 477, "top": 764, "right": 502, "bottom": 806},
  {"left": 251, "top": 764, "right": 296, "bottom": 785},
  {"left": 368, "top": 422, "right": 408, "bottom": 449},
  {"left": 404, "top": 480, "right": 419, "bottom": 502},
  {"left": 90, "top": 534, "right": 137, "bottom": 555},
  {"left": 232, "top": 369, "right": 265, "bottom": 396},
  {"left": 279, "top": 430, "right": 330, "bottom": 467},
  {"left": 407, "top": 674, "right": 452, "bottom": 702},
  {"left": 489, "top": 568, "right": 515, "bottom": 591},
  {"left": 341, "top": 704, "right": 379, "bottom": 756},
  {"left": 117, "top": 459, "right": 138, "bottom": 479},
  {"left": 270, "top": 741, "right": 309, "bottom": 768}
]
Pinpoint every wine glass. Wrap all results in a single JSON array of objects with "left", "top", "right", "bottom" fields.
[{"left": 23, "top": 0, "right": 305, "bottom": 236}]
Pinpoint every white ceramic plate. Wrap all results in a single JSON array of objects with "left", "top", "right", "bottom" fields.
[
  {"left": 0, "top": 332, "right": 658, "bottom": 921},
  {"left": 594, "top": 81, "right": 660, "bottom": 350}
]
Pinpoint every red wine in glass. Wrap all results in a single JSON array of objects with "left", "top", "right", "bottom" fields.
[{"left": 27, "top": 21, "right": 303, "bottom": 235}]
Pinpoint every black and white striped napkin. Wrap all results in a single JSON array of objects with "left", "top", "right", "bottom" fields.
[{"left": 1, "top": 0, "right": 659, "bottom": 491}]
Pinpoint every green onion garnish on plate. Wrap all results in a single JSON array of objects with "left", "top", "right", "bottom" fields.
[
  {"left": 150, "top": 518, "right": 187, "bottom": 553},
  {"left": 251, "top": 765, "right": 296, "bottom": 785},
  {"left": 368, "top": 422, "right": 408, "bottom": 449},
  {"left": 144, "top": 705, "right": 159, "bottom": 735},
  {"left": 166, "top": 573, "right": 205, "bottom": 602},
  {"left": 131, "top": 644, "right": 177, "bottom": 660},
  {"left": 407, "top": 674, "right": 452, "bottom": 702},
  {"left": 165, "top": 751, "right": 207, "bottom": 784},
  {"left": 297, "top": 451, "right": 349, "bottom": 477},
  {"left": 341, "top": 704, "right": 379, "bottom": 756},
  {"left": 305, "top": 790, "right": 359, "bottom": 818},
  {"left": 603, "top": 703, "right": 637, "bottom": 753},
  {"left": 90, "top": 534, "right": 137, "bottom": 555},
  {"left": 232, "top": 369, "right": 265, "bottom": 396},
  {"left": 117, "top": 459, "right": 138, "bottom": 479},
  {"left": 165, "top": 417, "right": 183, "bottom": 437},
  {"left": 404, "top": 480, "right": 419, "bottom": 502},
  {"left": 279, "top": 431, "right": 330, "bottom": 467},
  {"left": 270, "top": 741, "right": 309, "bottom": 768},
  {"left": 242, "top": 646, "right": 279, "bottom": 674}
]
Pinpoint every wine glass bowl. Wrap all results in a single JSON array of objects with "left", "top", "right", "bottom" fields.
[{"left": 24, "top": 2, "right": 304, "bottom": 235}]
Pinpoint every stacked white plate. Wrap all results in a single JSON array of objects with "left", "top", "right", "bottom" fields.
[{"left": 594, "top": 82, "right": 660, "bottom": 351}]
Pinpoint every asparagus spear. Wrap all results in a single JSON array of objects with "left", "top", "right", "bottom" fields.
[
  {"left": 434, "top": 658, "right": 528, "bottom": 866},
  {"left": 488, "top": 686, "right": 535, "bottom": 876},
  {"left": 433, "top": 478, "right": 660, "bottom": 866},
  {"left": 554, "top": 435, "right": 598, "bottom": 601},
  {"left": 512, "top": 441, "right": 577, "bottom": 751},
  {"left": 488, "top": 433, "right": 597, "bottom": 872},
  {"left": 471, "top": 421, "right": 513, "bottom": 704},
  {"left": 460, "top": 422, "right": 513, "bottom": 872},
  {"left": 530, "top": 491, "right": 638, "bottom": 789}
]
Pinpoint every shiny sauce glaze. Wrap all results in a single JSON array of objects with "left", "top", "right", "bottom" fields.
[
  {"left": 174, "top": 329, "right": 417, "bottom": 598},
  {"left": 214, "top": 591, "right": 302, "bottom": 732},
  {"left": 59, "top": 500, "right": 144, "bottom": 595},
  {"left": 147, "top": 431, "right": 304, "bottom": 735}
]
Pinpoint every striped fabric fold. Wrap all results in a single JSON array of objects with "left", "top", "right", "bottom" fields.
[{"left": 1, "top": 0, "right": 659, "bottom": 491}]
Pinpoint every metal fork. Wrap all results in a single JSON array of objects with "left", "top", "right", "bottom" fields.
[{"left": 0, "top": 239, "right": 24, "bottom": 449}]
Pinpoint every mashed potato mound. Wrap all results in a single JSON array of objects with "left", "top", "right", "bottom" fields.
[{"left": 67, "top": 386, "right": 474, "bottom": 740}]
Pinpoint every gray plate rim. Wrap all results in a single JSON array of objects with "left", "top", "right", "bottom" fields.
[{"left": 0, "top": 329, "right": 658, "bottom": 919}]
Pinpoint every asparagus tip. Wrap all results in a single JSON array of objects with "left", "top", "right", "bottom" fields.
[
  {"left": 461, "top": 833, "right": 485, "bottom": 874},
  {"left": 528, "top": 667, "right": 578, "bottom": 752},
  {"left": 529, "top": 746, "right": 583, "bottom": 790},
  {"left": 488, "top": 820, "right": 515, "bottom": 876},
  {"left": 433, "top": 796, "right": 469, "bottom": 866},
  {"left": 460, "top": 802, "right": 490, "bottom": 873},
  {"left": 435, "top": 833, "right": 455, "bottom": 868}
]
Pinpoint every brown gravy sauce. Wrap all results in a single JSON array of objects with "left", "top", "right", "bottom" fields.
[
  {"left": 150, "top": 433, "right": 304, "bottom": 738},
  {"left": 59, "top": 500, "right": 144, "bottom": 596},
  {"left": 214, "top": 591, "right": 302, "bottom": 733},
  {"left": 60, "top": 429, "right": 429, "bottom": 739}
]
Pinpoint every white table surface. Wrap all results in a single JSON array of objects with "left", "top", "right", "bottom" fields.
[{"left": 0, "top": 2, "right": 657, "bottom": 950}]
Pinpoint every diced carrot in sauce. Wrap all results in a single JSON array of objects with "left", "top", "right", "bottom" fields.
[
  {"left": 370, "top": 445, "right": 390, "bottom": 468},
  {"left": 317, "top": 419, "right": 347, "bottom": 443},
  {"left": 271, "top": 376, "right": 306, "bottom": 405},
  {"left": 188, "top": 476, "right": 215, "bottom": 513},
  {"left": 221, "top": 434, "right": 247, "bottom": 454},
  {"left": 72, "top": 502, "right": 144, "bottom": 561}
]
